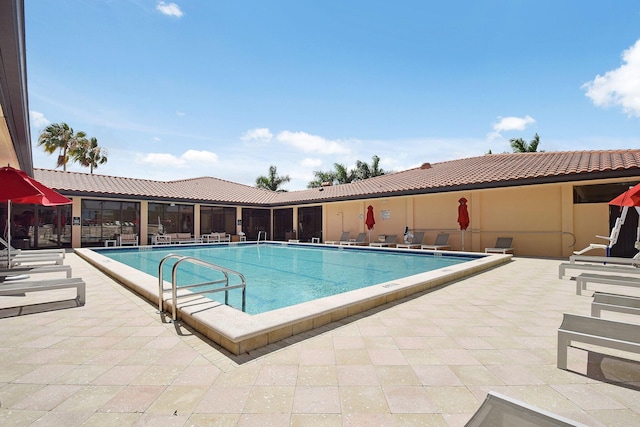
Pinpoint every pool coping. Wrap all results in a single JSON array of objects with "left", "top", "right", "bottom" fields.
[{"left": 75, "top": 243, "right": 512, "bottom": 355}]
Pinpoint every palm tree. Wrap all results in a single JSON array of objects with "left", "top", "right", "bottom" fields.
[
  {"left": 307, "top": 170, "right": 337, "bottom": 188},
  {"left": 37, "top": 122, "right": 87, "bottom": 171},
  {"left": 72, "top": 137, "right": 108, "bottom": 174},
  {"left": 354, "top": 155, "right": 385, "bottom": 180},
  {"left": 255, "top": 165, "right": 291, "bottom": 192},
  {"left": 510, "top": 133, "right": 540, "bottom": 153},
  {"left": 333, "top": 163, "right": 355, "bottom": 184},
  {"left": 307, "top": 155, "right": 386, "bottom": 187}
]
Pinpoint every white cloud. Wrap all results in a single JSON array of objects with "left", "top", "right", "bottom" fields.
[
  {"left": 153, "top": 137, "right": 161, "bottom": 142},
  {"left": 583, "top": 39, "right": 640, "bottom": 117},
  {"left": 156, "top": 2, "right": 184, "bottom": 18},
  {"left": 176, "top": 111, "right": 185, "bottom": 116},
  {"left": 139, "top": 149, "right": 217, "bottom": 168},
  {"left": 241, "top": 128, "right": 273, "bottom": 143},
  {"left": 30, "top": 110, "right": 50, "bottom": 128},
  {"left": 301, "top": 157, "right": 322, "bottom": 168},
  {"left": 182, "top": 149, "right": 218, "bottom": 162},
  {"left": 276, "top": 130, "right": 351, "bottom": 155},
  {"left": 488, "top": 115, "right": 536, "bottom": 139}
]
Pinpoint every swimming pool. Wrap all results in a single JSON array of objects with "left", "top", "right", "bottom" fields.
[
  {"left": 76, "top": 242, "right": 512, "bottom": 354},
  {"left": 101, "top": 244, "right": 475, "bottom": 314}
]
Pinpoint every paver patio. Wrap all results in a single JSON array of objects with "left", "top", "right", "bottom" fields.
[{"left": 0, "top": 253, "right": 639, "bottom": 426}]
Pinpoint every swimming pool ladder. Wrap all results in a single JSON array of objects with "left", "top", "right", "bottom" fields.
[
  {"left": 158, "top": 254, "right": 247, "bottom": 321},
  {"left": 257, "top": 230, "right": 267, "bottom": 243}
]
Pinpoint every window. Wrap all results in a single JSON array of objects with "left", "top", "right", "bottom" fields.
[
  {"left": 200, "top": 206, "right": 236, "bottom": 235},
  {"left": 80, "top": 199, "right": 140, "bottom": 246},
  {"left": 574, "top": 182, "right": 639, "bottom": 204}
]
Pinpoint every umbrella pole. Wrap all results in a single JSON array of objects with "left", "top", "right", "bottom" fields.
[
  {"left": 461, "top": 229, "right": 464, "bottom": 251},
  {"left": 6, "top": 200, "right": 11, "bottom": 268}
]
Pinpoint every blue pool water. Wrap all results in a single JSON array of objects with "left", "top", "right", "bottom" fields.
[{"left": 101, "top": 243, "right": 478, "bottom": 314}]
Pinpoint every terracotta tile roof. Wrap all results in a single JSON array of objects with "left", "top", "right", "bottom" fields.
[
  {"left": 271, "top": 150, "right": 640, "bottom": 204},
  {"left": 33, "top": 169, "right": 278, "bottom": 205},
  {"left": 34, "top": 150, "right": 640, "bottom": 206}
]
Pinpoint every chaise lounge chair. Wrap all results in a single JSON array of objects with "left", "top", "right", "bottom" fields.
[
  {"left": 326, "top": 231, "right": 350, "bottom": 245},
  {"left": 0, "top": 249, "right": 65, "bottom": 268},
  {"left": 573, "top": 216, "right": 622, "bottom": 255},
  {"left": 0, "top": 237, "right": 66, "bottom": 258},
  {"left": 396, "top": 231, "right": 425, "bottom": 249},
  {"left": 369, "top": 234, "right": 398, "bottom": 247},
  {"left": 118, "top": 233, "right": 138, "bottom": 246},
  {"left": 340, "top": 232, "right": 368, "bottom": 246},
  {"left": 0, "top": 277, "right": 86, "bottom": 306},
  {"left": 466, "top": 391, "right": 587, "bottom": 427},
  {"left": 420, "top": 233, "right": 451, "bottom": 251},
  {"left": 485, "top": 237, "right": 514, "bottom": 254}
]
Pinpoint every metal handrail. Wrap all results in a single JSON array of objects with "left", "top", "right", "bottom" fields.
[
  {"left": 257, "top": 230, "right": 267, "bottom": 243},
  {"left": 158, "top": 254, "right": 246, "bottom": 321}
]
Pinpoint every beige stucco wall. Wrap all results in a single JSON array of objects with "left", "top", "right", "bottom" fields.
[
  {"left": 320, "top": 178, "right": 637, "bottom": 258},
  {"left": 65, "top": 175, "right": 639, "bottom": 258}
]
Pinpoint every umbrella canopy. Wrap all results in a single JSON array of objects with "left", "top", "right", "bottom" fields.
[
  {"left": 457, "top": 197, "right": 470, "bottom": 230},
  {"left": 1, "top": 166, "right": 72, "bottom": 268},
  {"left": 609, "top": 183, "right": 640, "bottom": 207},
  {"left": 0, "top": 166, "right": 72, "bottom": 206},
  {"left": 365, "top": 205, "right": 375, "bottom": 230}
]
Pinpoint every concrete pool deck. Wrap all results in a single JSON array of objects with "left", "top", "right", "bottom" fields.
[
  {"left": 1, "top": 253, "right": 639, "bottom": 425},
  {"left": 74, "top": 244, "right": 509, "bottom": 355}
]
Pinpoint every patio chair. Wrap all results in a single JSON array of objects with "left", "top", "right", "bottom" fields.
[
  {"left": 485, "top": 237, "right": 514, "bottom": 254},
  {"left": 466, "top": 391, "right": 587, "bottom": 427},
  {"left": 326, "top": 231, "right": 350, "bottom": 245},
  {"left": 573, "top": 217, "right": 622, "bottom": 255},
  {"left": 118, "top": 233, "right": 138, "bottom": 246},
  {"left": 420, "top": 233, "right": 451, "bottom": 250},
  {"left": 0, "top": 249, "right": 65, "bottom": 268},
  {"left": 0, "top": 277, "right": 86, "bottom": 306},
  {"left": 369, "top": 234, "right": 398, "bottom": 247},
  {"left": 340, "top": 232, "right": 368, "bottom": 246},
  {"left": 397, "top": 231, "right": 425, "bottom": 249},
  {"left": 0, "top": 237, "right": 65, "bottom": 258}
]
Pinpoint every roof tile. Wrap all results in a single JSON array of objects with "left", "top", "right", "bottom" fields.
[{"left": 34, "top": 150, "right": 640, "bottom": 206}]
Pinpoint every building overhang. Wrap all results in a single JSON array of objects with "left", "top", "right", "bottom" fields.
[{"left": 0, "top": 0, "right": 32, "bottom": 175}]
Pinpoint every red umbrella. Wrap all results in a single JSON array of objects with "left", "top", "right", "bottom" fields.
[
  {"left": 457, "top": 197, "right": 470, "bottom": 250},
  {"left": 365, "top": 205, "right": 375, "bottom": 230},
  {"left": 457, "top": 198, "right": 469, "bottom": 230},
  {"left": 365, "top": 205, "right": 375, "bottom": 243},
  {"left": 609, "top": 183, "right": 640, "bottom": 207},
  {"left": 0, "top": 166, "right": 72, "bottom": 267}
]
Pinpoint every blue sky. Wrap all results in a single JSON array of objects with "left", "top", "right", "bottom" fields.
[{"left": 26, "top": 1, "right": 640, "bottom": 190}]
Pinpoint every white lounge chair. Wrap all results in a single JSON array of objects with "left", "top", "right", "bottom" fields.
[
  {"left": 573, "top": 216, "right": 623, "bottom": 256},
  {"left": 557, "top": 313, "right": 640, "bottom": 371},
  {"left": 0, "top": 237, "right": 65, "bottom": 258},
  {"left": 118, "top": 233, "right": 138, "bottom": 246},
  {"left": 340, "top": 232, "right": 368, "bottom": 246},
  {"left": 466, "top": 391, "right": 587, "bottom": 427},
  {"left": 397, "top": 231, "right": 425, "bottom": 249},
  {"left": 421, "top": 233, "right": 451, "bottom": 251},
  {"left": 485, "top": 237, "right": 514, "bottom": 254},
  {"left": 0, "top": 264, "right": 72, "bottom": 281},
  {"left": 326, "top": 231, "right": 350, "bottom": 245},
  {"left": 0, "top": 277, "right": 86, "bottom": 306},
  {"left": 369, "top": 234, "right": 398, "bottom": 247},
  {"left": 0, "top": 250, "right": 65, "bottom": 267}
]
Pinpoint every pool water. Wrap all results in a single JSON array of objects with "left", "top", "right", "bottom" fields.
[{"left": 102, "top": 243, "right": 475, "bottom": 314}]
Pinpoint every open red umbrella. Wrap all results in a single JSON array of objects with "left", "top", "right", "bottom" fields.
[
  {"left": 0, "top": 166, "right": 72, "bottom": 267},
  {"left": 609, "top": 183, "right": 640, "bottom": 207},
  {"left": 457, "top": 198, "right": 470, "bottom": 250}
]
